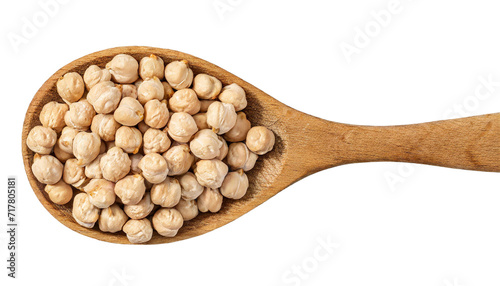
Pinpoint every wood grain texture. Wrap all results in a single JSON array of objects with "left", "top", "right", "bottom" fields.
[{"left": 22, "top": 46, "right": 500, "bottom": 244}]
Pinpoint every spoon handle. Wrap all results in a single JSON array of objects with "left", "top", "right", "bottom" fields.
[{"left": 289, "top": 113, "right": 500, "bottom": 174}]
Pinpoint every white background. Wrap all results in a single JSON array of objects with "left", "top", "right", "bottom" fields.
[{"left": 1, "top": 0, "right": 500, "bottom": 285}]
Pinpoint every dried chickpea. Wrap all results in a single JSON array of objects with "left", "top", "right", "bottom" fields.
[
  {"left": 57, "top": 72, "right": 85, "bottom": 104},
  {"left": 32, "top": 154, "right": 63, "bottom": 185},
  {"left": 138, "top": 153, "right": 168, "bottom": 184},
  {"left": 189, "top": 129, "right": 223, "bottom": 160},
  {"left": 44, "top": 181, "right": 73, "bottom": 205},
  {"left": 129, "top": 153, "right": 143, "bottom": 174},
  {"left": 72, "top": 193, "right": 100, "bottom": 228},
  {"left": 99, "top": 204, "right": 128, "bottom": 233},
  {"left": 134, "top": 79, "right": 143, "bottom": 89},
  {"left": 220, "top": 169, "right": 249, "bottom": 199},
  {"left": 193, "top": 113, "right": 209, "bottom": 130},
  {"left": 91, "top": 114, "right": 121, "bottom": 141},
  {"left": 137, "top": 121, "right": 150, "bottom": 134},
  {"left": 226, "top": 142, "right": 258, "bottom": 171},
  {"left": 115, "top": 174, "right": 146, "bottom": 205},
  {"left": 115, "top": 126, "right": 142, "bottom": 154},
  {"left": 105, "top": 141, "right": 116, "bottom": 150},
  {"left": 224, "top": 112, "right": 251, "bottom": 142},
  {"left": 151, "top": 177, "right": 181, "bottom": 208},
  {"left": 106, "top": 54, "right": 139, "bottom": 83},
  {"left": 143, "top": 128, "right": 171, "bottom": 154},
  {"left": 39, "top": 101, "right": 68, "bottom": 132},
  {"left": 197, "top": 188, "right": 223, "bottom": 213},
  {"left": 87, "top": 81, "right": 122, "bottom": 114},
  {"left": 83, "top": 65, "right": 112, "bottom": 90},
  {"left": 84, "top": 179, "right": 116, "bottom": 208},
  {"left": 58, "top": 127, "right": 79, "bottom": 154},
  {"left": 193, "top": 74, "right": 222, "bottom": 100},
  {"left": 124, "top": 193, "right": 154, "bottom": 219},
  {"left": 169, "top": 89, "right": 200, "bottom": 115},
  {"left": 144, "top": 99, "right": 169, "bottom": 128},
  {"left": 26, "top": 126, "right": 57, "bottom": 154},
  {"left": 179, "top": 172, "right": 203, "bottom": 200},
  {"left": 216, "top": 137, "right": 228, "bottom": 160},
  {"left": 137, "top": 76, "right": 164, "bottom": 105},
  {"left": 53, "top": 143, "right": 74, "bottom": 163},
  {"left": 113, "top": 97, "right": 144, "bottom": 126},
  {"left": 85, "top": 154, "right": 104, "bottom": 179},
  {"left": 152, "top": 208, "right": 183, "bottom": 237},
  {"left": 175, "top": 198, "right": 198, "bottom": 221},
  {"left": 206, "top": 101, "right": 237, "bottom": 134},
  {"left": 123, "top": 218, "right": 153, "bottom": 244},
  {"left": 63, "top": 158, "right": 88, "bottom": 188},
  {"left": 64, "top": 100, "right": 95, "bottom": 131},
  {"left": 165, "top": 60, "right": 193, "bottom": 90},
  {"left": 218, "top": 83, "right": 247, "bottom": 111},
  {"left": 163, "top": 144, "right": 194, "bottom": 176},
  {"left": 162, "top": 81, "right": 175, "bottom": 98},
  {"left": 73, "top": 132, "right": 101, "bottom": 166},
  {"left": 122, "top": 84, "right": 138, "bottom": 99},
  {"left": 100, "top": 147, "right": 131, "bottom": 182},
  {"left": 139, "top": 54, "right": 164, "bottom": 80},
  {"left": 194, "top": 159, "right": 228, "bottom": 189},
  {"left": 166, "top": 112, "right": 198, "bottom": 143},
  {"left": 246, "top": 126, "right": 275, "bottom": 155},
  {"left": 199, "top": 100, "right": 216, "bottom": 112}
]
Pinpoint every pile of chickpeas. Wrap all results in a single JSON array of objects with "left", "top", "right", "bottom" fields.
[{"left": 27, "top": 54, "right": 275, "bottom": 243}]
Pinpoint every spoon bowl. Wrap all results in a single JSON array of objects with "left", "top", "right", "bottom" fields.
[{"left": 22, "top": 46, "right": 500, "bottom": 244}]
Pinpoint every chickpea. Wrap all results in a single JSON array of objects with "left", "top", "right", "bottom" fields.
[
  {"left": 143, "top": 128, "right": 171, "bottom": 154},
  {"left": 91, "top": 114, "right": 120, "bottom": 141},
  {"left": 166, "top": 112, "right": 198, "bottom": 143},
  {"left": 87, "top": 81, "right": 122, "bottom": 114},
  {"left": 129, "top": 153, "right": 143, "bottom": 175},
  {"left": 73, "top": 132, "right": 101, "bottom": 166},
  {"left": 246, "top": 126, "right": 275, "bottom": 155},
  {"left": 99, "top": 204, "right": 128, "bottom": 233},
  {"left": 189, "top": 129, "right": 223, "bottom": 160},
  {"left": 192, "top": 74, "right": 222, "bottom": 100},
  {"left": 124, "top": 193, "right": 154, "bottom": 219},
  {"left": 63, "top": 158, "right": 88, "bottom": 188},
  {"left": 165, "top": 60, "right": 193, "bottom": 90},
  {"left": 64, "top": 100, "right": 95, "bottom": 131},
  {"left": 151, "top": 177, "right": 181, "bottom": 208},
  {"left": 99, "top": 140, "right": 107, "bottom": 154},
  {"left": 152, "top": 208, "right": 183, "bottom": 237},
  {"left": 162, "top": 81, "right": 175, "bottom": 98},
  {"left": 206, "top": 101, "right": 237, "bottom": 135},
  {"left": 163, "top": 144, "right": 194, "bottom": 176},
  {"left": 123, "top": 218, "right": 153, "bottom": 244},
  {"left": 122, "top": 84, "right": 138, "bottom": 99},
  {"left": 113, "top": 97, "right": 144, "bottom": 126},
  {"left": 39, "top": 101, "right": 68, "bottom": 132},
  {"left": 115, "top": 126, "right": 142, "bottom": 154},
  {"left": 218, "top": 83, "right": 247, "bottom": 111},
  {"left": 193, "top": 113, "right": 209, "bottom": 130},
  {"left": 175, "top": 198, "right": 198, "bottom": 221},
  {"left": 83, "top": 65, "right": 112, "bottom": 90},
  {"left": 106, "top": 54, "right": 139, "bottom": 83},
  {"left": 216, "top": 137, "right": 228, "bottom": 160},
  {"left": 53, "top": 143, "right": 74, "bottom": 163},
  {"left": 57, "top": 72, "right": 85, "bottom": 104},
  {"left": 115, "top": 174, "right": 146, "bottom": 205},
  {"left": 224, "top": 112, "right": 251, "bottom": 142},
  {"left": 220, "top": 169, "right": 249, "bottom": 199},
  {"left": 197, "top": 188, "right": 223, "bottom": 213},
  {"left": 194, "top": 159, "right": 228, "bottom": 189},
  {"left": 27, "top": 126, "right": 57, "bottom": 154},
  {"left": 44, "top": 180, "right": 73, "bottom": 205},
  {"left": 84, "top": 179, "right": 116, "bottom": 208},
  {"left": 179, "top": 172, "right": 203, "bottom": 200},
  {"left": 85, "top": 154, "right": 104, "bottom": 179},
  {"left": 72, "top": 192, "right": 100, "bottom": 228},
  {"left": 169, "top": 89, "right": 200, "bottom": 115},
  {"left": 138, "top": 153, "right": 169, "bottom": 184},
  {"left": 137, "top": 76, "right": 164, "bottom": 105},
  {"left": 57, "top": 127, "right": 79, "bottom": 154},
  {"left": 144, "top": 99, "right": 169, "bottom": 129},
  {"left": 106, "top": 141, "right": 116, "bottom": 150},
  {"left": 32, "top": 154, "right": 63, "bottom": 185},
  {"left": 226, "top": 142, "right": 258, "bottom": 171},
  {"left": 134, "top": 79, "right": 143, "bottom": 89},
  {"left": 199, "top": 100, "right": 216, "bottom": 112},
  {"left": 139, "top": 54, "right": 164, "bottom": 80},
  {"left": 100, "top": 147, "right": 131, "bottom": 182}
]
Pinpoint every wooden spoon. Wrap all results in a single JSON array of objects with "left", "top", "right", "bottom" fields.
[{"left": 22, "top": 46, "right": 500, "bottom": 244}]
